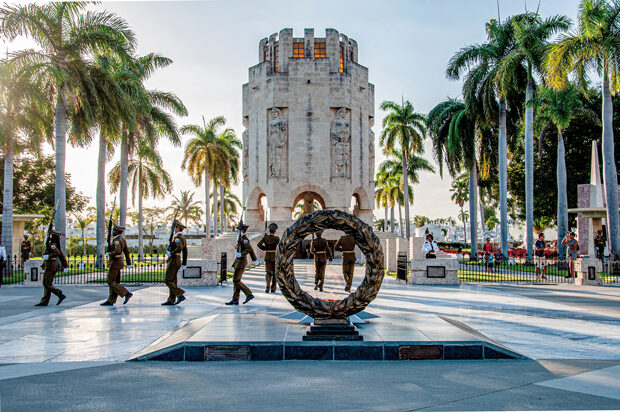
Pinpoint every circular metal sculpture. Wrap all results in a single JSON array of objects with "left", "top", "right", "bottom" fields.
[{"left": 276, "top": 209, "right": 384, "bottom": 320}]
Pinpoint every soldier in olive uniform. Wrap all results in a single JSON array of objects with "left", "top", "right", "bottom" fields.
[
  {"left": 257, "top": 223, "right": 280, "bottom": 293},
  {"left": 334, "top": 234, "right": 357, "bottom": 292},
  {"left": 100, "top": 225, "right": 133, "bottom": 306},
  {"left": 163, "top": 220, "right": 188, "bottom": 305},
  {"left": 21, "top": 235, "right": 32, "bottom": 263},
  {"left": 226, "top": 224, "right": 258, "bottom": 305},
  {"left": 35, "top": 231, "right": 67, "bottom": 306},
  {"left": 310, "top": 230, "right": 332, "bottom": 292}
]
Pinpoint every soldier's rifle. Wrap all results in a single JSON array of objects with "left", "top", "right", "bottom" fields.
[
  {"left": 167, "top": 212, "right": 179, "bottom": 252},
  {"left": 235, "top": 196, "right": 249, "bottom": 257},
  {"left": 107, "top": 197, "right": 116, "bottom": 251},
  {"left": 44, "top": 200, "right": 60, "bottom": 254}
]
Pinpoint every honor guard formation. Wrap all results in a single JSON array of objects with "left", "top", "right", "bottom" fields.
[{"left": 31, "top": 200, "right": 358, "bottom": 307}]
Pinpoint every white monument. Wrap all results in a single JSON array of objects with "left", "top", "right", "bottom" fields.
[{"left": 241, "top": 28, "right": 375, "bottom": 232}]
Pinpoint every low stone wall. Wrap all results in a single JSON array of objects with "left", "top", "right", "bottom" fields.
[{"left": 408, "top": 258, "right": 460, "bottom": 285}]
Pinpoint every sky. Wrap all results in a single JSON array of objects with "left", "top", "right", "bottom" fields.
[{"left": 2, "top": 0, "right": 582, "bottom": 221}]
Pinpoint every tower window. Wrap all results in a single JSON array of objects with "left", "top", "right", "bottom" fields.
[
  {"left": 293, "top": 41, "right": 304, "bottom": 58},
  {"left": 339, "top": 45, "right": 344, "bottom": 73},
  {"left": 274, "top": 44, "right": 279, "bottom": 72},
  {"left": 314, "top": 41, "right": 326, "bottom": 58}
]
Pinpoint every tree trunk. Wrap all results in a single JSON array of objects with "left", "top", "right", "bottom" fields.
[
  {"left": 469, "top": 165, "right": 478, "bottom": 260},
  {"left": 499, "top": 96, "right": 509, "bottom": 258},
  {"left": 479, "top": 187, "right": 486, "bottom": 234},
  {"left": 96, "top": 129, "right": 106, "bottom": 267},
  {"left": 398, "top": 203, "right": 404, "bottom": 238},
  {"left": 402, "top": 152, "right": 411, "bottom": 238},
  {"left": 54, "top": 95, "right": 67, "bottom": 253},
  {"left": 602, "top": 76, "right": 620, "bottom": 257},
  {"left": 213, "top": 185, "right": 219, "bottom": 237},
  {"left": 461, "top": 205, "right": 467, "bottom": 245},
  {"left": 2, "top": 148, "right": 14, "bottom": 262},
  {"left": 525, "top": 78, "right": 535, "bottom": 261},
  {"left": 384, "top": 206, "right": 388, "bottom": 231},
  {"left": 557, "top": 131, "right": 569, "bottom": 260},
  {"left": 82, "top": 229, "right": 86, "bottom": 257},
  {"left": 220, "top": 185, "right": 225, "bottom": 233},
  {"left": 138, "top": 162, "right": 144, "bottom": 262},
  {"left": 204, "top": 170, "right": 211, "bottom": 237},
  {"left": 390, "top": 205, "right": 395, "bottom": 233},
  {"left": 119, "top": 131, "right": 129, "bottom": 228}
]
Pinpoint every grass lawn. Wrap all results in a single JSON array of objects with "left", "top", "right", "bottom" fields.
[{"left": 88, "top": 269, "right": 167, "bottom": 283}]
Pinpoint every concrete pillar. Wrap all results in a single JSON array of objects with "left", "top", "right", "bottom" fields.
[
  {"left": 326, "top": 28, "right": 340, "bottom": 73},
  {"left": 575, "top": 257, "right": 603, "bottom": 286},
  {"left": 304, "top": 28, "right": 314, "bottom": 58},
  {"left": 278, "top": 28, "right": 293, "bottom": 73},
  {"left": 258, "top": 37, "right": 268, "bottom": 63},
  {"left": 350, "top": 38, "right": 358, "bottom": 63},
  {"left": 268, "top": 33, "right": 277, "bottom": 73}
]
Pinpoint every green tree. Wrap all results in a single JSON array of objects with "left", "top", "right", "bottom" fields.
[
  {"left": 72, "top": 213, "right": 93, "bottom": 257},
  {"left": 141, "top": 206, "right": 167, "bottom": 255},
  {"left": 181, "top": 116, "right": 238, "bottom": 237},
  {"left": 450, "top": 173, "right": 469, "bottom": 244},
  {"left": 169, "top": 190, "right": 203, "bottom": 226},
  {"left": 109, "top": 142, "right": 172, "bottom": 261},
  {"left": 0, "top": 62, "right": 52, "bottom": 259},
  {"left": 545, "top": 0, "right": 620, "bottom": 257},
  {"left": 0, "top": 2, "right": 135, "bottom": 251},
  {"left": 379, "top": 100, "right": 427, "bottom": 238},
  {"left": 501, "top": 11, "right": 570, "bottom": 260}
]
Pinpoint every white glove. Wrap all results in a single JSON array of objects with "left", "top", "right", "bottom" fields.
[
  {"left": 166, "top": 251, "right": 171, "bottom": 257},
  {"left": 126, "top": 265, "right": 132, "bottom": 269},
  {"left": 63, "top": 268, "right": 68, "bottom": 273},
  {"left": 253, "top": 260, "right": 259, "bottom": 266},
  {"left": 181, "top": 265, "right": 187, "bottom": 271},
  {"left": 42, "top": 254, "right": 49, "bottom": 261}
]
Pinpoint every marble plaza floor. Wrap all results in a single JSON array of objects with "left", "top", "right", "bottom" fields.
[{"left": 1, "top": 262, "right": 620, "bottom": 410}]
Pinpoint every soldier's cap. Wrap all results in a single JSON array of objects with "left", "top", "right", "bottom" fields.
[
  {"left": 316, "top": 230, "right": 324, "bottom": 236},
  {"left": 268, "top": 223, "right": 278, "bottom": 232},
  {"left": 173, "top": 219, "right": 186, "bottom": 230},
  {"left": 238, "top": 223, "right": 250, "bottom": 231},
  {"left": 113, "top": 224, "right": 125, "bottom": 232}
]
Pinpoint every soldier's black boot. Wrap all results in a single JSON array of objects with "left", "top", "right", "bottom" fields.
[
  {"left": 175, "top": 295, "right": 186, "bottom": 305},
  {"left": 123, "top": 292, "right": 133, "bottom": 305},
  {"left": 100, "top": 301, "right": 114, "bottom": 306},
  {"left": 56, "top": 293, "right": 66, "bottom": 306},
  {"left": 161, "top": 301, "right": 174, "bottom": 306},
  {"left": 34, "top": 302, "right": 47, "bottom": 307},
  {"left": 265, "top": 287, "right": 270, "bottom": 293},
  {"left": 243, "top": 294, "right": 255, "bottom": 304},
  {"left": 225, "top": 298, "right": 239, "bottom": 305}
]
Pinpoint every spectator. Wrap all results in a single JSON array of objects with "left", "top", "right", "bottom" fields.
[
  {"left": 535, "top": 233, "right": 548, "bottom": 280},
  {"left": 457, "top": 247, "right": 463, "bottom": 261},
  {"left": 0, "top": 240, "right": 6, "bottom": 279},
  {"left": 594, "top": 229, "right": 606, "bottom": 261},
  {"left": 422, "top": 234, "right": 438, "bottom": 259},
  {"left": 483, "top": 238, "right": 493, "bottom": 272},
  {"left": 562, "top": 232, "right": 580, "bottom": 279}
]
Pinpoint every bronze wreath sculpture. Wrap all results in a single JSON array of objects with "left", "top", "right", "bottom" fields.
[{"left": 275, "top": 209, "right": 384, "bottom": 320}]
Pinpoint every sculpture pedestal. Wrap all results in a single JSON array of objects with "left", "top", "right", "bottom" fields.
[
  {"left": 409, "top": 258, "right": 460, "bottom": 285},
  {"left": 303, "top": 321, "right": 363, "bottom": 341},
  {"left": 575, "top": 257, "right": 603, "bottom": 286}
]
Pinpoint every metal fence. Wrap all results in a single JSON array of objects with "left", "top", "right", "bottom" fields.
[
  {"left": 0, "top": 254, "right": 170, "bottom": 286},
  {"left": 459, "top": 257, "right": 620, "bottom": 285}
]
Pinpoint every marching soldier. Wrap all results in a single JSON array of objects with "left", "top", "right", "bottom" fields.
[
  {"left": 163, "top": 220, "right": 188, "bottom": 305},
  {"left": 334, "top": 234, "right": 356, "bottom": 292},
  {"left": 257, "top": 223, "right": 280, "bottom": 293},
  {"left": 21, "top": 235, "right": 32, "bottom": 263},
  {"left": 35, "top": 230, "right": 67, "bottom": 306},
  {"left": 310, "top": 230, "right": 332, "bottom": 292},
  {"left": 100, "top": 225, "right": 133, "bottom": 306},
  {"left": 226, "top": 224, "right": 257, "bottom": 305}
]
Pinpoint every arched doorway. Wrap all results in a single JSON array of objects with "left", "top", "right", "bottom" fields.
[{"left": 292, "top": 191, "right": 326, "bottom": 220}]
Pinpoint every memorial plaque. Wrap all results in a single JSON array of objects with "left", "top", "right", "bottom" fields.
[
  {"left": 182, "top": 266, "right": 201, "bottom": 279},
  {"left": 588, "top": 266, "right": 596, "bottom": 281},
  {"left": 30, "top": 267, "right": 38, "bottom": 282},
  {"left": 427, "top": 266, "right": 446, "bottom": 278},
  {"left": 206, "top": 345, "right": 250, "bottom": 361},
  {"left": 399, "top": 345, "right": 443, "bottom": 360},
  {"left": 396, "top": 252, "right": 408, "bottom": 281}
]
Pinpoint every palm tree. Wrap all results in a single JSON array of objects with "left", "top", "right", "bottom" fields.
[
  {"left": 72, "top": 213, "right": 93, "bottom": 257},
  {"left": 0, "top": 2, "right": 135, "bottom": 251},
  {"left": 379, "top": 100, "right": 427, "bottom": 238},
  {"left": 116, "top": 53, "right": 187, "bottom": 228},
  {"left": 220, "top": 189, "right": 241, "bottom": 231},
  {"left": 0, "top": 63, "right": 52, "bottom": 260},
  {"left": 546, "top": 0, "right": 620, "bottom": 257},
  {"left": 169, "top": 191, "right": 204, "bottom": 226},
  {"left": 374, "top": 174, "right": 390, "bottom": 232},
  {"left": 428, "top": 98, "right": 481, "bottom": 258},
  {"left": 181, "top": 116, "right": 238, "bottom": 238},
  {"left": 499, "top": 12, "right": 570, "bottom": 260},
  {"left": 446, "top": 17, "right": 523, "bottom": 259},
  {"left": 458, "top": 210, "right": 470, "bottom": 245},
  {"left": 450, "top": 173, "right": 469, "bottom": 244},
  {"left": 109, "top": 142, "right": 172, "bottom": 261}
]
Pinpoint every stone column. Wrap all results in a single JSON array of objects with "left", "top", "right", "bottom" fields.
[
  {"left": 350, "top": 38, "right": 358, "bottom": 63},
  {"left": 258, "top": 37, "right": 267, "bottom": 63},
  {"left": 268, "top": 33, "right": 277, "bottom": 72},
  {"left": 326, "top": 28, "right": 340, "bottom": 73},
  {"left": 278, "top": 28, "right": 293, "bottom": 73}
]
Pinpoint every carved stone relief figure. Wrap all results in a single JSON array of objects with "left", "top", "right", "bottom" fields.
[
  {"left": 242, "top": 117, "right": 249, "bottom": 181},
  {"left": 331, "top": 108, "right": 351, "bottom": 178},
  {"left": 268, "top": 108, "right": 288, "bottom": 178}
]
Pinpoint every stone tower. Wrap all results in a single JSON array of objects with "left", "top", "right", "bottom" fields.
[{"left": 242, "top": 28, "right": 375, "bottom": 231}]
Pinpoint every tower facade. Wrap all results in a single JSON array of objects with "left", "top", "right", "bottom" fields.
[{"left": 242, "top": 28, "right": 375, "bottom": 231}]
